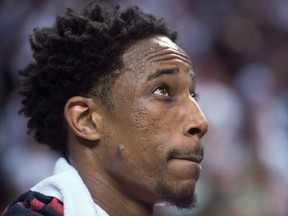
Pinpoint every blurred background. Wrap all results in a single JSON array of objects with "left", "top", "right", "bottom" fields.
[{"left": 0, "top": 0, "right": 287, "bottom": 215}]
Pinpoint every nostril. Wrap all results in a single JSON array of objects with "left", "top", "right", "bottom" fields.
[{"left": 188, "top": 128, "right": 201, "bottom": 135}]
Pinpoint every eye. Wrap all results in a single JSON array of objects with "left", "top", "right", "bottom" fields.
[
  {"left": 190, "top": 92, "right": 200, "bottom": 101},
  {"left": 153, "top": 86, "right": 170, "bottom": 97}
]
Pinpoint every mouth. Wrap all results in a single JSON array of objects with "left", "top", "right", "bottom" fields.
[
  {"left": 174, "top": 156, "right": 203, "bottom": 173},
  {"left": 167, "top": 145, "right": 204, "bottom": 164},
  {"left": 174, "top": 155, "right": 203, "bottom": 164},
  {"left": 167, "top": 156, "right": 203, "bottom": 181}
]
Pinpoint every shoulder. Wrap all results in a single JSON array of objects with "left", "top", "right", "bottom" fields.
[{"left": 2, "top": 191, "right": 63, "bottom": 216}]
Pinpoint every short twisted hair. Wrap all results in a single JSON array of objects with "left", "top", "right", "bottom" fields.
[{"left": 19, "top": 1, "right": 177, "bottom": 155}]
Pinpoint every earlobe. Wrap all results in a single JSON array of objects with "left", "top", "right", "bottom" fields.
[{"left": 64, "top": 96, "right": 102, "bottom": 141}]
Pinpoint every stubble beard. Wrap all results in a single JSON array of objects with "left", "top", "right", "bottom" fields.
[
  {"left": 156, "top": 182, "right": 197, "bottom": 210},
  {"left": 155, "top": 144, "right": 203, "bottom": 209}
]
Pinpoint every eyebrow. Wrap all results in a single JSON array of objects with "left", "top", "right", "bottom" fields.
[{"left": 147, "top": 68, "right": 179, "bottom": 81}]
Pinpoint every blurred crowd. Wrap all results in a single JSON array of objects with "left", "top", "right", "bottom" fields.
[{"left": 0, "top": 0, "right": 287, "bottom": 215}]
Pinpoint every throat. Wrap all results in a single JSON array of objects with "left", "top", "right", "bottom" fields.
[
  {"left": 79, "top": 167, "right": 154, "bottom": 216},
  {"left": 90, "top": 187, "right": 154, "bottom": 216}
]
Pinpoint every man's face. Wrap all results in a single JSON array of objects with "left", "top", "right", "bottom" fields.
[{"left": 99, "top": 35, "right": 208, "bottom": 209}]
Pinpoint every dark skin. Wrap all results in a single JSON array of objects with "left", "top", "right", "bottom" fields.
[{"left": 64, "top": 35, "right": 208, "bottom": 216}]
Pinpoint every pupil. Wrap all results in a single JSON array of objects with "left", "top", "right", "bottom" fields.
[{"left": 161, "top": 88, "right": 166, "bottom": 95}]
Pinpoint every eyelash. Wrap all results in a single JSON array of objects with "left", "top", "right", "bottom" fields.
[
  {"left": 153, "top": 85, "right": 170, "bottom": 97},
  {"left": 191, "top": 92, "right": 200, "bottom": 101},
  {"left": 153, "top": 85, "right": 200, "bottom": 101}
]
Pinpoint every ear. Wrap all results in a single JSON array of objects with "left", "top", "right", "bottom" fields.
[{"left": 64, "top": 96, "right": 102, "bottom": 141}]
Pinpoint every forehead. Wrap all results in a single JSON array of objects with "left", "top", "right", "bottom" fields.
[{"left": 122, "top": 35, "right": 192, "bottom": 72}]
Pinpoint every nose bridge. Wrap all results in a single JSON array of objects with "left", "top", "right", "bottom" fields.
[{"left": 182, "top": 97, "right": 208, "bottom": 138}]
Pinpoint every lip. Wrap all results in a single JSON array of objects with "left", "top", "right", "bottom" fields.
[
  {"left": 166, "top": 145, "right": 204, "bottom": 164},
  {"left": 173, "top": 157, "right": 203, "bottom": 173},
  {"left": 169, "top": 157, "right": 203, "bottom": 179},
  {"left": 174, "top": 155, "right": 203, "bottom": 164}
]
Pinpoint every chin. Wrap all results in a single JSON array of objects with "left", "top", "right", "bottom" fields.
[{"left": 156, "top": 181, "right": 198, "bottom": 209}]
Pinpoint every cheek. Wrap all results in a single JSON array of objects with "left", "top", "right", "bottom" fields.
[
  {"left": 130, "top": 105, "right": 162, "bottom": 133},
  {"left": 129, "top": 105, "right": 170, "bottom": 165},
  {"left": 130, "top": 103, "right": 179, "bottom": 144},
  {"left": 130, "top": 106, "right": 160, "bottom": 155},
  {"left": 133, "top": 102, "right": 182, "bottom": 142}
]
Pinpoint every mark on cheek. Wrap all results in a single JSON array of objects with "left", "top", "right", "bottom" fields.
[
  {"left": 119, "top": 144, "right": 124, "bottom": 150},
  {"left": 115, "top": 144, "right": 125, "bottom": 159}
]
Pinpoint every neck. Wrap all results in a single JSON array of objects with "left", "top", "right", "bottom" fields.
[
  {"left": 70, "top": 154, "right": 154, "bottom": 216},
  {"left": 90, "top": 173, "right": 153, "bottom": 216}
]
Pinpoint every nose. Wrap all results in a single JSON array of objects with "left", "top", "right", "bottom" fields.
[{"left": 183, "top": 100, "right": 208, "bottom": 138}]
